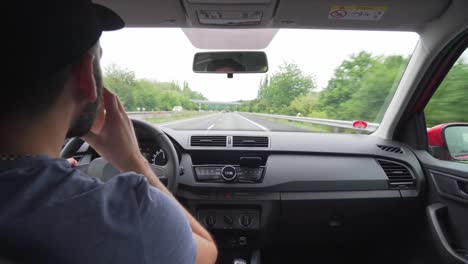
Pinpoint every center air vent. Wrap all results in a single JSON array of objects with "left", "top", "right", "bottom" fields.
[
  {"left": 377, "top": 145, "right": 403, "bottom": 154},
  {"left": 233, "top": 136, "right": 269, "bottom": 147},
  {"left": 377, "top": 159, "right": 415, "bottom": 188},
  {"left": 191, "top": 136, "right": 227, "bottom": 147}
]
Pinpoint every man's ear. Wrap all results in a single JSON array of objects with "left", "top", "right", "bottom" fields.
[{"left": 71, "top": 53, "right": 97, "bottom": 102}]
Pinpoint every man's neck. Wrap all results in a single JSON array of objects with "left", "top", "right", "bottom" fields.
[{"left": 0, "top": 115, "right": 68, "bottom": 158}]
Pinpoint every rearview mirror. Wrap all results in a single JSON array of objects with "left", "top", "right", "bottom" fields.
[
  {"left": 444, "top": 124, "right": 468, "bottom": 161},
  {"left": 193, "top": 51, "right": 268, "bottom": 75}
]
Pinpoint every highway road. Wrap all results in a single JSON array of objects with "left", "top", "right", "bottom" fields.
[{"left": 159, "top": 112, "right": 309, "bottom": 132}]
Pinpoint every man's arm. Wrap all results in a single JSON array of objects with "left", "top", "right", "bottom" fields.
[
  {"left": 83, "top": 88, "right": 217, "bottom": 264},
  {"left": 131, "top": 159, "right": 217, "bottom": 264}
]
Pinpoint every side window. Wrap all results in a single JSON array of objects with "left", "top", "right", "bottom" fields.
[{"left": 425, "top": 49, "right": 468, "bottom": 163}]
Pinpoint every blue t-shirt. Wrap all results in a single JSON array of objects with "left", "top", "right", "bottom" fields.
[{"left": 0, "top": 157, "right": 196, "bottom": 264}]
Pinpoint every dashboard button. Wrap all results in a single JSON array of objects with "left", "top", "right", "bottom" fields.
[
  {"left": 238, "top": 236, "right": 248, "bottom": 246},
  {"left": 237, "top": 167, "right": 263, "bottom": 181},
  {"left": 240, "top": 215, "right": 253, "bottom": 227},
  {"left": 205, "top": 215, "right": 216, "bottom": 227},
  {"left": 223, "top": 215, "right": 234, "bottom": 225},
  {"left": 195, "top": 167, "right": 222, "bottom": 181},
  {"left": 221, "top": 166, "right": 237, "bottom": 181}
]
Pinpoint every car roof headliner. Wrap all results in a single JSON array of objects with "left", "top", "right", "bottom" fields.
[{"left": 96, "top": 0, "right": 450, "bottom": 32}]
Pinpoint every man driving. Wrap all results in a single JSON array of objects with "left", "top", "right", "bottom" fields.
[{"left": 0, "top": 1, "right": 217, "bottom": 263}]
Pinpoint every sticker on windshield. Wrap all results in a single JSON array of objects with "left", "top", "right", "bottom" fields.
[{"left": 328, "top": 5, "right": 387, "bottom": 21}]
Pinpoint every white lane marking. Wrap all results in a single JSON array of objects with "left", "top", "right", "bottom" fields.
[
  {"left": 158, "top": 113, "right": 219, "bottom": 127},
  {"left": 207, "top": 124, "right": 215, "bottom": 130},
  {"left": 235, "top": 113, "right": 270, "bottom": 131}
]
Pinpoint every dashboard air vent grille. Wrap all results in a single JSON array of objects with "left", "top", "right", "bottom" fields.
[
  {"left": 233, "top": 136, "right": 269, "bottom": 147},
  {"left": 377, "top": 159, "right": 415, "bottom": 188},
  {"left": 191, "top": 136, "right": 227, "bottom": 147},
  {"left": 377, "top": 145, "right": 403, "bottom": 154}
]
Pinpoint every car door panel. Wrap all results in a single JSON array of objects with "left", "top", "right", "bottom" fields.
[{"left": 415, "top": 150, "right": 468, "bottom": 264}]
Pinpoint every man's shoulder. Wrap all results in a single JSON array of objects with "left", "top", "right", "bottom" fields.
[
  {"left": 66, "top": 168, "right": 197, "bottom": 264},
  {"left": 0, "top": 156, "right": 148, "bottom": 207},
  {"left": 1, "top": 158, "right": 196, "bottom": 264},
  {"left": 57, "top": 167, "right": 149, "bottom": 206}
]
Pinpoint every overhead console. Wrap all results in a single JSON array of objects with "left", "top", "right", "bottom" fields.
[{"left": 181, "top": 0, "right": 278, "bottom": 27}]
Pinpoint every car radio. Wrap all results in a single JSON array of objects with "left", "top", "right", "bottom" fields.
[{"left": 193, "top": 165, "right": 265, "bottom": 183}]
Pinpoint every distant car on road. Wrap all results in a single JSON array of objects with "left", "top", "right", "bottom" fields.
[{"left": 172, "top": 106, "right": 183, "bottom": 112}]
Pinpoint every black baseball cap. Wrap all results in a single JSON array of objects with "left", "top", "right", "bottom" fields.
[{"left": 9, "top": 0, "right": 125, "bottom": 81}]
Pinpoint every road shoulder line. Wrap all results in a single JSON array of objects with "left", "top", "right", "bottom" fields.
[
  {"left": 158, "top": 113, "right": 218, "bottom": 127},
  {"left": 235, "top": 113, "right": 270, "bottom": 131}
]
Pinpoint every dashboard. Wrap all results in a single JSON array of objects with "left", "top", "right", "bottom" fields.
[
  {"left": 160, "top": 129, "right": 425, "bottom": 250},
  {"left": 74, "top": 128, "right": 425, "bottom": 252}
]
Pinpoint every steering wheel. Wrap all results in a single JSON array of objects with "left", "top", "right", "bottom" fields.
[{"left": 60, "top": 119, "right": 179, "bottom": 193}]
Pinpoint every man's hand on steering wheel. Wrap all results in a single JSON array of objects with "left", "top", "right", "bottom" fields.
[{"left": 82, "top": 88, "right": 148, "bottom": 173}]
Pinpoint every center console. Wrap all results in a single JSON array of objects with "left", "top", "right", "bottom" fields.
[{"left": 180, "top": 151, "right": 272, "bottom": 263}]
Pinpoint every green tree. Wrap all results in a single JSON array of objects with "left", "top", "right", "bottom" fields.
[
  {"left": 425, "top": 61, "right": 468, "bottom": 127},
  {"left": 288, "top": 93, "right": 326, "bottom": 117},
  {"left": 104, "top": 64, "right": 138, "bottom": 110},
  {"left": 104, "top": 64, "right": 207, "bottom": 112},
  {"left": 243, "top": 51, "right": 467, "bottom": 128},
  {"left": 317, "top": 51, "right": 377, "bottom": 119},
  {"left": 338, "top": 55, "right": 408, "bottom": 121},
  {"left": 255, "top": 62, "right": 315, "bottom": 112}
]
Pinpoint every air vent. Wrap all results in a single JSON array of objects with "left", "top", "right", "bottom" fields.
[
  {"left": 233, "top": 136, "right": 269, "bottom": 147},
  {"left": 377, "top": 145, "right": 403, "bottom": 154},
  {"left": 191, "top": 136, "right": 227, "bottom": 147},
  {"left": 377, "top": 159, "right": 415, "bottom": 188}
]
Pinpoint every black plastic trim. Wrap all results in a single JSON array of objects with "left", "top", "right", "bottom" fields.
[{"left": 427, "top": 203, "right": 468, "bottom": 264}]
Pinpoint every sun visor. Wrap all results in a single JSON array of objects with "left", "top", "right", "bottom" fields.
[{"left": 182, "top": 28, "right": 278, "bottom": 49}]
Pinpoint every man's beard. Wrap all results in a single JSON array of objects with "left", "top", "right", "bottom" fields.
[
  {"left": 65, "top": 93, "right": 101, "bottom": 138},
  {"left": 66, "top": 71, "right": 103, "bottom": 138},
  {"left": 66, "top": 48, "right": 104, "bottom": 138}
]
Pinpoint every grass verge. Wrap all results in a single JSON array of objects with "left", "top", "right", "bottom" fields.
[
  {"left": 252, "top": 115, "right": 371, "bottom": 134},
  {"left": 145, "top": 111, "right": 211, "bottom": 124}
]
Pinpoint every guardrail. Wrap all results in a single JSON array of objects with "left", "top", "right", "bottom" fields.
[{"left": 241, "top": 112, "right": 379, "bottom": 132}]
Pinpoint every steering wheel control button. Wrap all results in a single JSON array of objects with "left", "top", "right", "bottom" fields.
[{"left": 221, "top": 165, "right": 237, "bottom": 181}]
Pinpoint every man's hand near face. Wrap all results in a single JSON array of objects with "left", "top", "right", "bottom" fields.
[
  {"left": 82, "top": 88, "right": 218, "bottom": 264},
  {"left": 82, "top": 88, "right": 147, "bottom": 174}
]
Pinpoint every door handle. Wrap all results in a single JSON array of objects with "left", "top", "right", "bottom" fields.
[
  {"left": 457, "top": 182, "right": 468, "bottom": 198},
  {"left": 427, "top": 203, "right": 468, "bottom": 264},
  {"left": 431, "top": 171, "right": 468, "bottom": 202}
]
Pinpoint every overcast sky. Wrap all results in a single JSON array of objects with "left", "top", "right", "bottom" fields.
[{"left": 100, "top": 29, "right": 419, "bottom": 102}]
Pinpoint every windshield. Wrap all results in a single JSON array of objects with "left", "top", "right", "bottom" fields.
[{"left": 101, "top": 29, "right": 419, "bottom": 133}]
